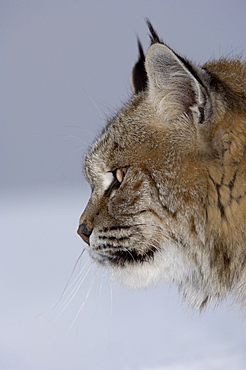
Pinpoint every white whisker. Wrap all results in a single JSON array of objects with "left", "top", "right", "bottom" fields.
[
  {"left": 109, "top": 280, "right": 113, "bottom": 320},
  {"left": 55, "top": 250, "right": 85, "bottom": 308},
  {"left": 68, "top": 265, "right": 99, "bottom": 331},
  {"left": 56, "top": 259, "right": 92, "bottom": 318},
  {"left": 133, "top": 223, "right": 180, "bottom": 247},
  {"left": 80, "top": 85, "right": 106, "bottom": 124}
]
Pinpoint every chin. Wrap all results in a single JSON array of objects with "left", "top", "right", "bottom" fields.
[{"left": 109, "top": 259, "right": 164, "bottom": 289}]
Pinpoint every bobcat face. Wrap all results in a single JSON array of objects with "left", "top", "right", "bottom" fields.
[
  {"left": 79, "top": 95, "right": 208, "bottom": 293},
  {"left": 77, "top": 21, "right": 246, "bottom": 308}
]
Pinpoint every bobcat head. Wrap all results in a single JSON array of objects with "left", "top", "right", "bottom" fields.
[{"left": 77, "top": 21, "right": 246, "bottom": 309}]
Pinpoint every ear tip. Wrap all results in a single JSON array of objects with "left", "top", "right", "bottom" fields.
[
  {"left": 145, "top": 18, "right": 162, "bottom": 44},
  {"left": 145, "top": 43, "right": 168, "bottom": 65}
]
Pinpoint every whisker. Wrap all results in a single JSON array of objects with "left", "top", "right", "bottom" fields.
[
  {"left": 80, "top": 85, "right": 106, "bottom": 124},
  {"left": 56, "top": 259, "right": 92, "bottom": 317},
  {"left": 68, "top": 265, "right": 99, "bottom": 331},
  {"left": 124, "top": 248, "right": 137, "bottom": 263},
  {"left": 132, "top": 223, "right": 180, "bottom": 247},
  {"left": 60, "top": 133, "right": 89, "bottom": 146},
  {"left": 55, "top": 249, "right": 85, "bottom": 308},
  {"left": 109, "top": 280, "right": 113, "bottom": 320},
  {"left": 137, "top": 240, "right": 162, "bottom": 256}
]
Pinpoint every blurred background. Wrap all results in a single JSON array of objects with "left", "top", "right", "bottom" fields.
[{"left": 1, "top": 1, "right": 246, "bottom": 369}]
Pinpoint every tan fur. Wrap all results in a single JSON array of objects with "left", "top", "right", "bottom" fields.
[{"left": 77, "top": 24, "right": 246, "bottom": 309}]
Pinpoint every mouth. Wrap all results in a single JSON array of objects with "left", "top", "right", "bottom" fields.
[{"left": 91, "top": 246, "right": 156, "bottom": 267}]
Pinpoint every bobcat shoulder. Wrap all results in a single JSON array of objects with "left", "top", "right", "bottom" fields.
[{"left": 77, "top": 22, "right": 246, "bottom": 309}]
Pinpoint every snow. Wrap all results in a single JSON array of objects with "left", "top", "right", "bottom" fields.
[{"left": 1, "top": 188, "right": 246, "bottom": 370}]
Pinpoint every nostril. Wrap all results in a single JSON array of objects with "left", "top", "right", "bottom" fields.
[{"left": 77, "top": 221, "right": 92, "bottom": 245}]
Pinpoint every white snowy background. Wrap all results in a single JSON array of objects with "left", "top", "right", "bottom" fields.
[{"left": 1, "top": 1, "right": 246, "bottom": 369}]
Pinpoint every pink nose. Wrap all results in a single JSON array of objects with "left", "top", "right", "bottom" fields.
[{"left": 77, "top": 221, "right": 92, "bottom": 245}]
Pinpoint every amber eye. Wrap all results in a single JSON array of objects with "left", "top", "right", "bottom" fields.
[
  {"left": 114, "top": 168, "right": 124, "bottom": 183},
  {"left": 105, "top": 168, "right": 127, "bottom": 196}
]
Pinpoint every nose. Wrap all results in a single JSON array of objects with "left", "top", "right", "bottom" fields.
[{"left": 77, "top": 221, "right": 92, "bottom": 245}]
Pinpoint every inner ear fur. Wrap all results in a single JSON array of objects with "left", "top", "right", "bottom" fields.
[{"left": 145, "top": 42, "right": 209, "bottom": 123}]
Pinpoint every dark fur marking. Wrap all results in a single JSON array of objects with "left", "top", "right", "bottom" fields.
[
  {"left": 98, "top": 235, "right": 131, "bottom": 241},
  {"left": 107, "top": 247, "right": 155, "bottom": 267},
  {"left": 228, "top": 171, "right": 237, "bottom": 192},
  {"left": 215, "top": 183, "right": 226, "bottom": 218},
  {"left": 103, "top": 225, "right": 132, "bottom": 232},
  {"left": 209, "top": 174, "right": 226, "bottom": 219},
  {"left": 132, "top": 39, "right": 148, "bottom": 93}
]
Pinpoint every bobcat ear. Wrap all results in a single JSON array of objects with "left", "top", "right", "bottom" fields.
[
  {"left": 145, "top": 43, "right": 208, "bottom": 123},
  {"left": 131, "top": 39, "right": 148, "bottom": 94}
]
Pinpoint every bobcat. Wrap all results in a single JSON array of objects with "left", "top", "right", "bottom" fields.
[{"left": 77, "top": 21, "right": 246, "bottom": 309}]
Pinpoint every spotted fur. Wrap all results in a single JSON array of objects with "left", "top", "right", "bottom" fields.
[{"left": 78, "top": 22, "right": 246, "bottom": 309}]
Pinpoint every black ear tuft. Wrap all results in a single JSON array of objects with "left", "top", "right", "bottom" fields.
[
  {"left": 137, "top": 37, "right": 145, "bottom": 61},
  {"left": 146, "top": 18, "right": 162, "bottom": 44},
  {"left": 131, "top": 38, "right": 148, "bottom": 94}
]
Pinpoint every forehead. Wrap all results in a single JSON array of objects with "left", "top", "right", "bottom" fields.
[{"left": 83, "top": 91, "right": 168, "bottom": 182}]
